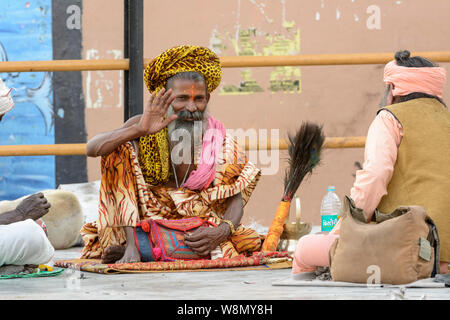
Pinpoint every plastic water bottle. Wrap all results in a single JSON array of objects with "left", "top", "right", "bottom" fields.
[{"left": 320, "top": 186, "right": 341, "bottom": 232}]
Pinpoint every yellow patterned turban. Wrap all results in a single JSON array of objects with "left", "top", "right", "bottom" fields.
[
  {"left": 144, "top": 45, "right": 222, "bottom": 94},
  {"left": 139, "top": 45, "right": 222, "bottom": 186}
]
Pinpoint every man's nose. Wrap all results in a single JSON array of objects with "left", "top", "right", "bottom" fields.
[{"left": 185, "top": 100, "right": 197, "bottom": 112}]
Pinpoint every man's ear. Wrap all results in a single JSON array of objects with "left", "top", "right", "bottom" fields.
[
  {"left": 206, "top": 92, "right": 211, "bottom": 103},
  {"left": 386, "top": 84, "right": 394, "bottom": 106}
]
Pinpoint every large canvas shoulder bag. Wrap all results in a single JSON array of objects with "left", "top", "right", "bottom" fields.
[{"left": 329, "top": 196, "right": 440, "bottom": 285}]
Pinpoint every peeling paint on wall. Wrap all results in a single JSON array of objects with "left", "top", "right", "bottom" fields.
[
  {"left": 269, "top": 66, "right": 301, "bottom": 93},
  {"left": 208, "top": 0, "right": 302, "bottom": 95},
  {"left": 211, "top": 24, "right": 301, "bottom": 94},
  {"left": 85, "top": 49, "right": 123, "bottom": 109},
  {"left": 221, "top": 69, "right": 264, "bottom": 95}
]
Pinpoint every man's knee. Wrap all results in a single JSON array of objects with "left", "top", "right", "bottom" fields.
[
  {"left": 292, "top": 235, "right": 317, "bottom": 273},
  {"left": 0, "top": 219, "right": 54, "bottom": 266},
  {"left": 294, "top": 234, "right": 314, "bottom": 259},
  {"left": 24, "top": 220, "right": 54, "bottom": 254},
  {"left": 231, "top": 227, "right": 262, "bottom": 252}
]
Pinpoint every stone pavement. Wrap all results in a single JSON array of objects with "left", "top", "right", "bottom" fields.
[
  {"left": 0, "top": 247, "right": 448, "bottom": 300},
  {"left": 1, "top": 182, "right": 448, "bottom": 301}
]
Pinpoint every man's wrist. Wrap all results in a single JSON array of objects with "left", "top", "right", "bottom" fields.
[
  {"left": 14, "top": 208, "right": 25, "bottom": 221},
  {"left": 218, "top": 222, "right": 232, "bottom": 238},
  {"left": 219, "top": 220, "right": 236, "bottom": 237},
  {"left": 130, "top": 123, "right": 146, "bottom": 139},
  {"left": 0, "top": 209, "right": 24, "bottom": 225}
]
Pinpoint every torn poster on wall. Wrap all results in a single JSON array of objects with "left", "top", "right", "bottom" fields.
[{"left": 211, "top": 21, "right": 301, "bottom": 95}]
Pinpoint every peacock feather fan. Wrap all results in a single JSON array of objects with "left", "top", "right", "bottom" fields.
[{"left": 282, "top": 122, "right": 325, "bottom": 202}]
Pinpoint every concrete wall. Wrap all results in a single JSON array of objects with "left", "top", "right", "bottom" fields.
[{"left": 81, "top": 0, "right": 450, "bottom": 226}]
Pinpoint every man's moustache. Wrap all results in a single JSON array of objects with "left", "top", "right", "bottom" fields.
[{"left": 176, "top": 110, "right": 203, "bottom": 122}]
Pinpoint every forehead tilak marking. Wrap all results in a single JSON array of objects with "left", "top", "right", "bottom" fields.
[{"left": 190, "top": 84, "right": 195, "bottom": 101}]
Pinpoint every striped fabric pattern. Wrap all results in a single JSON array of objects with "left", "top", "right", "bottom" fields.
[
  {"left": 54, "top": 251, "right": 292, "bottom": 274},
  {"left": 152, "top": 219, "right": 204, "bottom": 261}
]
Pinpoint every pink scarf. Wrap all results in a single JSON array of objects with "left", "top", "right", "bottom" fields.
[
  {"left": 383, "top": 60, "right": 447, "bottom": 98},
  {"left": 182, "top": 115, "right": 226, "bottom": 191}
]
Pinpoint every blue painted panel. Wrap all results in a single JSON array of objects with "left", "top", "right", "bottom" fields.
[{"left": 0, "top": 1, "right": 54, "bottom": 200}]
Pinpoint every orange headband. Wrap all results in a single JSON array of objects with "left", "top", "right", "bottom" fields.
[{"left": 383, "top": 60, "right": 447, "bottom": 99}]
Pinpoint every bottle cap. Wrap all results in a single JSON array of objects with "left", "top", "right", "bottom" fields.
[{"left": 327, "top": 186, "right": 336, "bottom": 192}]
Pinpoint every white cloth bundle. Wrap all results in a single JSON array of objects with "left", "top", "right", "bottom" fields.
[
  {"left": 0, "top": 78, "right": 14, "bottom": 115},
  {"left": 0, "top": 219, "right": 55, "bottom": 266}
]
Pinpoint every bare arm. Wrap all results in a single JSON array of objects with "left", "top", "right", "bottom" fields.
[
  {"left": 0, "top": 210, "right": 24, "bottom": 225},
  {"left": 349, "top": 110, "right": 402, "bottom": 221},
  {"left": 86, "top": 88, "right": 178, "bottom": 157},
  {"left": 220, "top": 193, "right": 244, "bottom": 234},
  {"left": 0, "top": 193, "right": 51, "bottom": 225},
  {"left": 86, "top": 116, "right": 142, "bottom": 157}
]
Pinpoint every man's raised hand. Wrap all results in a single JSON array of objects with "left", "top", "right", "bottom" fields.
[{"left": 136, "top": 88, "right": 177, "bottom": 136}]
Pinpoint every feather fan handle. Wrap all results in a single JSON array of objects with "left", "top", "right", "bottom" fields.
[{"left": 261, "top": 200, "right": 291, "bottom": 252}]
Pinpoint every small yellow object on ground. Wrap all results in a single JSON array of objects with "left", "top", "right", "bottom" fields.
[{"left": 38, "top": 264, "right": 53, "bottom": 272}]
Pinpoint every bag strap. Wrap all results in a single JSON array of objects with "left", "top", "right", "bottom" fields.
[
  {"left": 425, "top": 216, "right": 441, "bottom": 276},
  {"left": 342, "top": 196, "right": 373, "bottom": 223},
  {"left": 343, "top": 196, "right": 411, "bottom": 224},
  {"left": 373, "top": 207, "right": 410, "bottom": 223}
]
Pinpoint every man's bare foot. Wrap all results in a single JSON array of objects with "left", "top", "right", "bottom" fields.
[
  {"left": 116, "top": 244, "right": 141, "bottom": 264},
  {"left": 101, "top": 245, "right": 126, "bottom": 264},
  {"left": 0, "top": 264, "right": 37, "bottom": 275}
]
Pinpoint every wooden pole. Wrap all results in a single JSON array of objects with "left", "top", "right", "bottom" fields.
[
  {"left": 0, "top": 144, "right": 87, "bottom": 156},
  {"left": 0, "top": 59, "right": 128, "bottom": 72},
  {"left": 244, "top": 136, "right": 366, "bottom": 150},
  {"left": 0, "top": 137, "right": 366, "bottom": 156},
  {"left": 323, "top": 136, "right": 366, "bottom": 149},
  {"left": 1, "top": 51, "right": 449, "bottom": 72},
  {"left": 219, "top": 51, "right": 450, "bottom": 68}
]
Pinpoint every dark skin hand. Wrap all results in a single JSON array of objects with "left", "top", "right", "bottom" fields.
[
  {"left": 184, "top": 193, "right": 244, "bottom": 256},
  {"left": 184, "top": 223, "right": 231, "bottom": 257},
  {"left": 0, "top": 192, "right": 51, "bottom": 225}
]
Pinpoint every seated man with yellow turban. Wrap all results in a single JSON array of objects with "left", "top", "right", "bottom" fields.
[{"left": 81, "top": 45, "right": 262, "bottom": 263}]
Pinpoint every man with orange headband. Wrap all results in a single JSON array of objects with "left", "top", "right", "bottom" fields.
[
  {"left": 81, "top": 46, "right": 263, "bottom": 264},
  {"left": 293, "top": 50, "right": 450, "bottom": 276}
]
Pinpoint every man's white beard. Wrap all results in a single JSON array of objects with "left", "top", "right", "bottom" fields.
[{"left": 167, "top": 105, "right": 209, "bottom": 165}]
